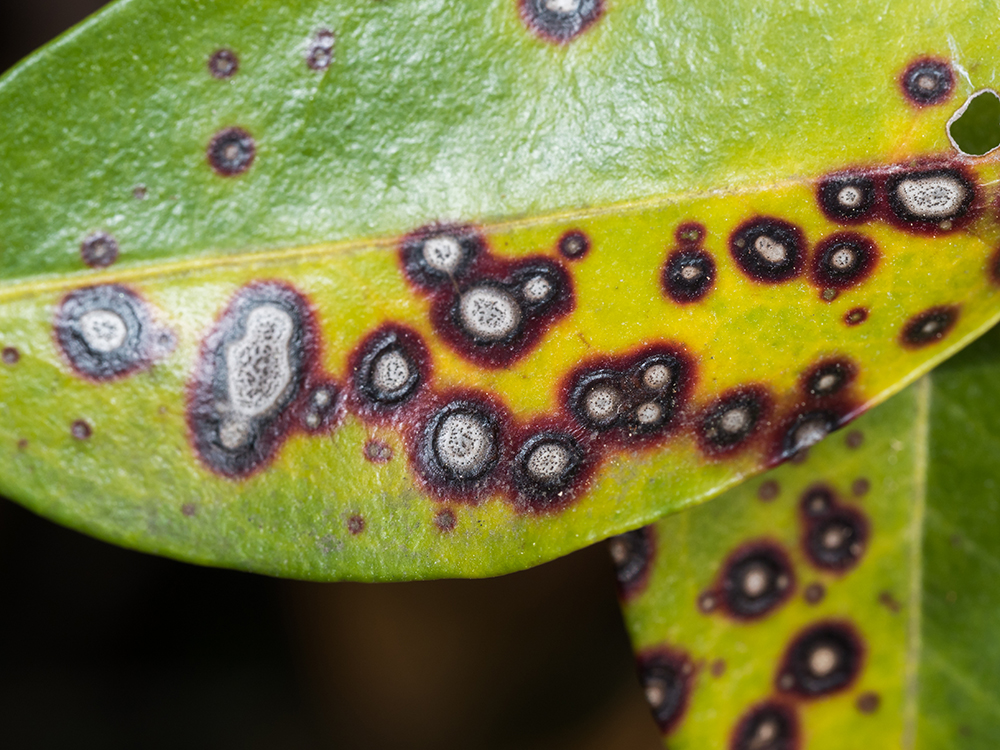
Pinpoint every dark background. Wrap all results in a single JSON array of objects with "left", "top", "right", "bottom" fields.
[{"left": 0, "top": 3, "right": 661, "bottom": 748}]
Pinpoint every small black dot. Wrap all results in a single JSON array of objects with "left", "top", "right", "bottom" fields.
[
  {"left": 812, "top": 233, "right": 877, "bottom": 289},
  {"left": 558, "top": 229, "right": 590, "bottom": 259},
  {"left": 800, "top": 485, "right": 836, "bottom": 518},
  {"left": 720, "top": 543, "right": 794, "bottom": 620},
  {"left": 2, "top": 347, "right": 19, "bottom": 365},
  {"left": 817, "top": 174, "right": 876, "bottom": 223},
  {"left": 512, "top": 431, "right": 585, "bottom": 507},
  {"left": 805, "top": 507, "right": 868, "bottom": 571},
  {"left": 609, "top": 526, "right": 655, "bottom": 598},
  {"left": 207, "top": 127, "right": 256, "bottom": 176},
  {"left": 698, "top": 388, "right": 768, "bottom": 454},
  {"left": 804, "top": 360, "right": 856, "bottom": 398},
  {"left": 901, "top": 58, "right": 954, "bottom": 106},
  {"left": 777, "top": 622, "right": 863, "bottom": 698},
  {"left": 520, "top": 0, "right": 603, "bottom": 44},
  {"left": 730, "top": 218, "right": 805, "bottom": 283},
  {"left": 900, "top": 306, "right": 959, "bottom": 348},
  {"left": 637, "top": 648, "right": 692, "bottom": 734},
  {"left": 663, "top": 248, "right": 716, "bottom": 303},
  {"left": 730, "top": 701, "right": 799, "bottom": 750},
  {"left": 353, "top": 327, "right": 425, "bottom": 407}
]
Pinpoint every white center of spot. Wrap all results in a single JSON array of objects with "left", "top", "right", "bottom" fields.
[
  {"left": 822, "top": 524, "right": 849, "bottom": 550},
  {"left": 313, "top": 389, "right": 331, "bottom": 407},
  {"left": 422, "top": 235, "right": 464, "bottom": 274},
  {"left": 755, "top": 720, "right": 778, "bottom": 744},
  {"left": 644, "top": 682, "right": 666, "bottom": 708},
  {"left": 754, "top": 235, "right": 787, "bottom": 264},
  {"left": 792, "top": 419, "right": 829, "bottom": 451},
  {"left": 371, "top": 349, "right": 411, "bottom": 395},
  {"left": 680, "top": 263, "right": 702, "bottom": 281},
  {"left": 584, "top": 384, "right": 621, "bottom": 424},
  {"left": 635, "top": 401, "right": 663, "bottom": 425},
  {"left": 837, "top": 186, "right": 862, "bottom": 208},
  {"left": 808, "top": 645, "right": 839, "bottom": 677},
  {"left": 830, "top": 247, "right": 856, "bottom": 270},
  {"left": 459, "top": 285, "right": 521, "bottom": 342},
  {"left": 643, "top": 364, "right": 672, "bottom": 391},
  {"left": 80, "top": 309, "right": 128, "bottom": 353},
  {"left": 218, "top": 417, "right": 252, "bottom": 450},
  {"left": 225, "top": 305, "right": 295, "bottom": 419},
  {"left": 720, "top": 407, "right": 750, "bottom": 434},
  {"left": 526, "top": 441, "right": 571, "bottom": 482},
  {"left": 609, "top": 537, "right": 629, "bottom": 566},
  {"left": 742, "top": 563, "right": 770, "bottom": 598},
  {"left": 522, "top": 275, "right": 553, "bottom": 303},
  {"left": 434, "top": 411, "right": 494, "bottom": 478},
  {"left": 896, "top": 175, "right": 966, "bottom": 219},
  {"left": 816, "top": 373, "right": 839, "bottom": 392},
  {"left": 916, "top": 73, "right": 937, "bottom": 92},
  {"left": 545, "top": 0, "right": 581, "bottom": 12}
]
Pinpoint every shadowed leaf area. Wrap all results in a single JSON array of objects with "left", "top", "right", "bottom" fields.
[
  {"left": 3, "top": 0, "right": 1000, "bottom": 579},
  {"left": 617, "top": 322, "right": 1000, "bottom": 748}
]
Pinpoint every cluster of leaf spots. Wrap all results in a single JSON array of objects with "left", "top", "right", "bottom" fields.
[
  {"left": 614, "top": 409, "right": 919, "bottom": 746},
  {"left": 44, "top": 144, "right": 990, "bottom": 529}
]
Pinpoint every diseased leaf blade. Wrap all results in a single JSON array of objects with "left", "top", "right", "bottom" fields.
[
  {"left": 3, "top": 0, "right": 1000, "bottom": 579},
  {"left": 617, "top": 324, "right": 1000, "bottom": 747}
]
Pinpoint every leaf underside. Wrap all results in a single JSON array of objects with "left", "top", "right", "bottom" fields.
[
  {"left": 617, "top": 323, "right": 1000, "bottom": 748},
  {"left": 2, "top": 0, "right": 1000, "bottom": 579}
]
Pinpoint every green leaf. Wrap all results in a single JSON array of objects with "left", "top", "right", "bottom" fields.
[
  {"left": 3, "top": 0, "right": 1000, "bottom": 579},
  {"left": 617, "top": 322, "right": 1000, "bottom": 746}
]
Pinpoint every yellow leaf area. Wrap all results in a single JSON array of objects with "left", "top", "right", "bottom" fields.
[
  {"left": 617, "top": 381, "right": 924, "bottom": 748},
  {"left": 0, "top": 156, "right": 998, "bottom": 580}
]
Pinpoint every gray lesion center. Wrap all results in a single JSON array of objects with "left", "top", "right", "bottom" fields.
[{"left": 218, "top": 304, "right": 295, "bottom": 449}]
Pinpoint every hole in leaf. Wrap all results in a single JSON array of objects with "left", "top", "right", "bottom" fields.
[{"left": 948, "top": 90, "right": 1000, "bottom": 156}]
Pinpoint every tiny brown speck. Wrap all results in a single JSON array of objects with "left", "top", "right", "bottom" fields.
[
  {"left": 71, "top": 420, "right": 92, "bottom": 440},
  {"left": 181, "top": 503, "right": 197, "bottom": 517},
  {"left": 804, "top": 582, "right": 825, "bottom": 604},
  {"left": 845, "top": 307, "right": 869, "bottom": 326},
  {"left": 208, "top": 48, "right": 239, "bottom": 79},
  {"left": 364, "top": 439, "right": 393, "bottom": 463},
  {"left": 852, "top": 478, "right": 870, "bottom": 496},
  {"left": 879, "top": 590, "right": 901, "bottom": 613},
  {"left": 2, "top": 347, "right": 19, "bottom": 365},
  {"left": 80, "top": 232, "right": 119, "bottom": 269},
  {"left": 846, "top": 430, "right": 864, "bottom": 449},
  {"left": 17, "top": 439, "right": 28, "bottom": 451},
  {"left": 856, "top": 692, "right": 880, "bottom": 714},
  {"left": 821, "top": 288, "right": 839, "bottom": 301},
  {"left": 950, "top": 533, "right": 963, "bottom": 547},
  {"left": 710, "top": 659, "right": 726, "bottom": 677},
  {"left": 347, "top": 515, "right": 366, "bottom": 535},
  {"left": 434, "top": 509, "right": 457, "bottom": 533},
  {"left": 757, "top": 479, "right": 780, "bottom": 502},
  {"left": 697, "top": 591, "right": 717, "bottom": 613},
  {"left": 790, "top": 447, "right": 810, "bottom": 464},
  {"left": 306, "top": 29, "right": 335, "bottom": 71},
  {"left": 132, "top": 185, "right": 147, "bottom": 200}
]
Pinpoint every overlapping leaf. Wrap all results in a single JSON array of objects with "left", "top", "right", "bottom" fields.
[
  {"left": 2, "top": 0, "right": 1000, "bottom": 579},
  {"left": 617, "top": 324, "right": 1000, "bottom": 747}
]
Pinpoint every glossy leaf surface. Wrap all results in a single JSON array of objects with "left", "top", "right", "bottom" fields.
[
  {"left": 617, "top": 324, "right": 1000, "bottom": 747},
  {"left": 3, "top": 0, "right": 1000, "bottom": 579}
]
